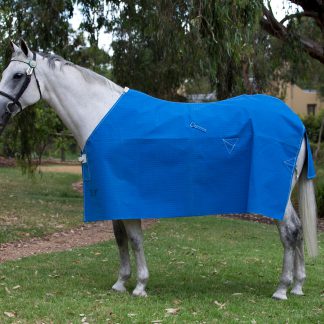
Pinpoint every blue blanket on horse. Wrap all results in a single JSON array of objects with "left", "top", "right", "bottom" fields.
[{"left": 81, "top": 89, "right": 315, "bottom": 221}]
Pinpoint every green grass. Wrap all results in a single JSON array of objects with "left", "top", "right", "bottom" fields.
[
  {"left": 0, "top": 217, "right": 323, "bottom": 323},
  {"left": 0, "top": 167, "right": 83, "bottom": 243}
]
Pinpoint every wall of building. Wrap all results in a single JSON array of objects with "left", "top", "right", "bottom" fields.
[{"left": 284, "top": 83, "right": 324, "bottom": 116}]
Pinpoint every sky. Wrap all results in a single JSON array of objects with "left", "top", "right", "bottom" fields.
[
  {"left": 70, "top": 0, "right": 301, "bottom": 51},
  {"left": 269, "top": 0, "right": 300, "bottom": 20}
]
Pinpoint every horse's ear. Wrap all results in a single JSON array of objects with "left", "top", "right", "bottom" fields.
[
  {"left": 9, "top": 40, "right": 20, "bottom": 53},
  {"left": 20, "top": 39, "right": 32, "bottom": 57}
]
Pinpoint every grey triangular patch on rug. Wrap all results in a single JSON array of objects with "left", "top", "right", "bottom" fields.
[{"left": 223, "top": 138, "right": 239, "bottom": 154}]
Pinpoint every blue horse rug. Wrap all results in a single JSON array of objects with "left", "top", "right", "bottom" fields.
[{"left": 81, "top": 89, "right": 315, "bottom": 222}]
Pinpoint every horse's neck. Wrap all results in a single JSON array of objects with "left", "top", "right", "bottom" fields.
[{"left": 38, "top": 58, "right": 124, "bottom": 149}]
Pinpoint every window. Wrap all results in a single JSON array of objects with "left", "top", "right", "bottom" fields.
[{"left": 307, "top": 104, "right": 316, "bottom": 115}]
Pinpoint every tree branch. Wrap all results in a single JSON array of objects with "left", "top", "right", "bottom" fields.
[
  {"left": 260, "top": 4, "right": 324, "bottom": 64},
  {"left": 280, "top": 11, "right": 319, "bottom": 24},
  {"left": 290, "top": 0, "right": 322, "bottom": 12}
]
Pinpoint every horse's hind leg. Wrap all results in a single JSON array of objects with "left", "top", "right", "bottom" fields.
[
  {"left": 273, "top": 201, "right": 304, "bottom": 300},
  {"left": 112, "top": 220, "right": 131, "bottom": 292},
  {"left": 123, "top": 219, "right": 149, "bottom": 297},
  {"left": 291, "top": 218, "right": 306, "bottom": 296}
]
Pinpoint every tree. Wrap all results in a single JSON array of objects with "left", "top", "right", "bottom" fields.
[
  {"left": 108, "top": 0, "right": 200, "bottom": 100},
  {"left": 108, "top": 1, "right": 267, "bottom": 100},
  {"left": 77, "top": 0, "right": 106, "bottom": 47},
  {"left": 261, "top": 0, "right": 324, "bottom": 64},
  {"left": 191, "top": 0, "right": 263, "bottom": 100},
  {"left": 0, "top": 0, "right": 75, "bottom": 172}
]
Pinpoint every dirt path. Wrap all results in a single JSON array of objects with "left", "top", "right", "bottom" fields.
[
  {"left": 38, "top": 165, "right": 82, "bottom": 174},
  {"left": 0, "top": 220, "right": 156, "bottom": 263}
]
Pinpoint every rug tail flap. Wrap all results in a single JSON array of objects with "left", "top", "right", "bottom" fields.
[{"left": 305, "top": 135, "right": 316, "bottom": 179}]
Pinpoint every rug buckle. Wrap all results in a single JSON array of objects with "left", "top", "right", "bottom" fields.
[{"left": 78, "top": 153, "right": 87, "bottom": 164}]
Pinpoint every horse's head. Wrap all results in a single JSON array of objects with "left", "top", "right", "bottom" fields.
[{"left": 0, "top": 39, "right": 42, "bottom": 134}]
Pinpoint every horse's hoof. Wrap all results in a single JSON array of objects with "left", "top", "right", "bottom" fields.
[
  {"left": 272, "top": 291, "right": 288, "bottom": 300},
  {"left": 112, "top": 282, "right": 127, "bottom": 293},
  {"left": 132, "top": 289, "right": 148, "bottom": 297},
  {"left": 291, "top": 287, "right": 304, "bottom": 296}
]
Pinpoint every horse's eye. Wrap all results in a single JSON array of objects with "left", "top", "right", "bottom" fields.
[{"left": 13, "top": 73, "right": 23, "bottom": 80}]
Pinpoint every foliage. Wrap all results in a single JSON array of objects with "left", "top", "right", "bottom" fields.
[
  {"left": 0, "top": 217, "right": 323, "bottom": 322},
  {"left": 109, "top": 0, "right": 200, "bottom": 100},
  {"left": 295, "top": 57, "right": 324, "bottom": 98},
  {"left": 0, "top": 0, "right": 77, "bottom": 172},
  {"left": 259, "top": 1, "right": 324, "bottom": 105},
  {"left": 279, "top": 17, "right": 324, "bottom": 96},
  {"left": 302, "top": 111, "right": 324, "bottom": 143},
  {"left": 314, "top": 149, "right": 324, "bottom": 218},
  {"left": 1, "top": 104, "right": 63, "bottom": 173},
  {"left": 191, "top": 0, "right": 263, "bottom": 100},
  {"left": 315, "top": 181, "right": 324, "bottom": 219},
  {"left": 261, "top": 1, "right": 323, "bottom": 65},
  {"left": 77, "top": 0, "right": 106, "bottom": 47}
]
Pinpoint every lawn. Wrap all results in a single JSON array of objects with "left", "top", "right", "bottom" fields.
[
  {"left": 0, "top": 167, "right": 323, "bottom": 323},
  {"left": 0, "top": 217, "right": 323, "bottom": 323},
  {"left": 0, "top": 167, "right": 83, "bottom": 243}
]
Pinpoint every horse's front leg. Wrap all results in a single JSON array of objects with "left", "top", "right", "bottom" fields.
[
  {"left": 123, "top": 219, "right": 149, "bottom": 297},
  {"left": 112, "top": 220, "right": 131, "bottom": 292}
]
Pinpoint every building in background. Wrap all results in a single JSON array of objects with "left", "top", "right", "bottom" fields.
[{"left": 284, "top": 83, "right": 324, "bottom": 116}]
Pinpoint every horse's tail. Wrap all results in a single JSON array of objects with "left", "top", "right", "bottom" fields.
[{"left": 298, "top": 160, "right": 318, "bottom": 258}]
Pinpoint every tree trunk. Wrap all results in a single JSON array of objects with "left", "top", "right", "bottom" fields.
[{"left": 60, "top": 147, "right": 66, "bottom": 162}]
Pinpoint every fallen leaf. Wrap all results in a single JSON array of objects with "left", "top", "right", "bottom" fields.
[
  {"left": 165, "top": 308, "right": 180, "bottom": 315},
  {"left": 214, "top": 300, "right": 226, "bottom": 309},
  {"left": 151, "top": 320, "right": 163, "bottom": 323},
  {"left": 127, "top": 313, "right": 137, "bottom": 317},
  {"left": 5, "top": 287, "right": 11, "bottom": 294},
  {"left": 4, "top": 311, "right": 16, "bottom": 318},
  {"left": 12, "top": 285, "right": 21, "bottom": 290},
  {"left": 172, "top": 299, "right": 182, "bottom": 305}
]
